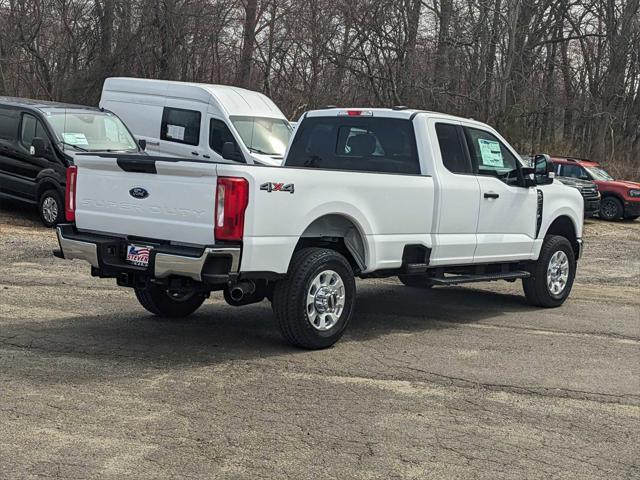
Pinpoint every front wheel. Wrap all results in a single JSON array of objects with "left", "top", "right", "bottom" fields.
[
  {"left": 272, "top": 248, "right": 356, "bottom": 349},
  {"left": 134, "top": 285, "right": 206, "bottom": 318},
  {"left": 523, "top": 235, "right": 576, "bottom": 308}
]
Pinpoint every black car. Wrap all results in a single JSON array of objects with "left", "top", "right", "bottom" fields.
[
  {"left": 555, "top": 175, "right": 601, "bottom": 217},
  {"left": 0, "top": 97, "right": 145, "bottom": 226}
]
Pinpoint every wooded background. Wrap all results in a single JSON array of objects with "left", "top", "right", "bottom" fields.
[{"left": 0, "top": 0, "right": 638, "bottom": 178}]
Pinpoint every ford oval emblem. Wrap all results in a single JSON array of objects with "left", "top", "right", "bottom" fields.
[{"left": 129, "top": 187, "right": 149, "bottom": 199}]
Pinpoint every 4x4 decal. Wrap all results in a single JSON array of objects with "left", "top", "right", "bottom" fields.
[{"left": 260, "top": 182, "right": 295, "bottom": 194}]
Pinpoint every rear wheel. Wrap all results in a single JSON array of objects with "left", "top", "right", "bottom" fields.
[
  {"left": 398, "top": 274, "right": 433, "bottom": 289},
  {"left": 272, "top": 248, "right": 356, "bottom": 349},
  {"left": 134, "top": 285, "right": 206, "bottom": 318},
  {"left": 38, "top": 189, "right": 65, "bottom": 227},
  {"left": 599, "top": 197, "right": 623, "bottom": 221},
  {"left": 523, "top": 235, "right": 576, "bottom": 308}
]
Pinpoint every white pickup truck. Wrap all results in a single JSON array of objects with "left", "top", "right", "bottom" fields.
[{"left": 54, "top": 108, "right": 584, "bottom": 349}]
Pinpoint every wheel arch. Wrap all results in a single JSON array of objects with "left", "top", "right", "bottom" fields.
[
  {"left": 295, "top": 214, "right": 369, "bottom": 273},
  {"left": 544, "top": 215, "right": 580, "bottom": 259},
  {"left": 36, "top": 177, "right": 63, "bottom": 201}
]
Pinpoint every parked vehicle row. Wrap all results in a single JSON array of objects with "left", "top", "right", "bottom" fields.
[
  {"left": 552, "top": 157, "right": 640, "bottom": 221},
  {"left": 54, "top": 108, "right": 584, "bottom": 349},
  {"left": 2, "top": 79, "right": 637, "bottom": 228}
]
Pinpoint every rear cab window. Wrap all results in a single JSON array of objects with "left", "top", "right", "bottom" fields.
[{"left": 286, "top": 116, "right": 420, "bottom": 174}]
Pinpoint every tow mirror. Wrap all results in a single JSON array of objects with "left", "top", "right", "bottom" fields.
[
  {"left": 31, "top": 137, "right": 52, "bottom": 159},
  {"left": 533, "top": 154, "right": 555, "bottom": 185}
]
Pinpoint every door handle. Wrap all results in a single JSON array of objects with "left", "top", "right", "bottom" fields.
[
  {"left": 191, "top": 151, "right": 199, "bottom": 156},
  {"left": 484, "top": 192, "right": 500, "bottom": 199}
]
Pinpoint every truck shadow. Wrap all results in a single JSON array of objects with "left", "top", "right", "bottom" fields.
[{"left": 1, "top": 282, "right": 537, "bottom": 384}]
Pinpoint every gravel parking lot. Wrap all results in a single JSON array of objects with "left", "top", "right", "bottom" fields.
[{"left": 1, "top": 200, "right": 638, "bottom": 479}]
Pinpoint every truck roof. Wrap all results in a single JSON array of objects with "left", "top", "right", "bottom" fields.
[
  {"left": 103, "top": 77, "right": 286, "bottom": 119},
  {"left": 304, "top": 107, "right": 492, "bottom": 128}
]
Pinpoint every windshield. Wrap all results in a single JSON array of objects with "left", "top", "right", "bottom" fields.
[
  {"left": 585, "top": 166, "right": 614, "bottom": 181},
  {"left": 44, "top": 111, "right": 138, "bottom": 152},
  {"left": 230, "top": 116, "right": 292, "bottom": 156}
]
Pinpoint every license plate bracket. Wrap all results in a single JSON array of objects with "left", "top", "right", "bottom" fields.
[{"left": 126, "top": 244, "right": 152, "bottom": 267}]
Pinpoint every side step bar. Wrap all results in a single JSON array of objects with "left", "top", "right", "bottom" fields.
[{"left": 429, "top": 270, "right": 530, "bottom": 286}]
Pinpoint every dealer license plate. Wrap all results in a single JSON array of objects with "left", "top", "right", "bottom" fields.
[{"left": 126, "top": 244, "right": 151, "bottom": 267}]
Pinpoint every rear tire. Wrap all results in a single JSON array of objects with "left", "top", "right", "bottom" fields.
[
  {"left": 272, "top": 248, "right": 356, "bottom": 349},
  {"left": 38, "top": 189, "right": 65, "bottom": 228},
  {"left": 599, "top": 197, "right": 623, "bottom": 221},
  {"left": 398, "top": 274, "right": 433, "bottom": 288},
  {"left": 134, "top": 285, "right": 206, "bottom": 318},
  {"left": 523, "top": 235, "right": 576, "bottom": 308}
]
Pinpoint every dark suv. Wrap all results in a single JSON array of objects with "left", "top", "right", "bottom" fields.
[{"left": 0, "top": 97, "right": 145, "bottom": 226}]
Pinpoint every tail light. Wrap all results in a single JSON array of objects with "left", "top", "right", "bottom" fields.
[
  {"left": 215, "top": 177, "right": 249, "bottom": 241},
  {"left": 65, "top": 165, "right": 78, "bottom": 222}
]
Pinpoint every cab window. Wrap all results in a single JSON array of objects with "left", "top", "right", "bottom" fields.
[
  {"left": 20, "top": 114, "right": 48, "bottom": 149},
  {"left": 435, "top": 123, "right": 472, "bottom": 174},
  {"left": 464, "top": 127, "right": 519, "bottom": 180},
  {"left": 209, "top": 119, "right": 243, "bottom": 162}
]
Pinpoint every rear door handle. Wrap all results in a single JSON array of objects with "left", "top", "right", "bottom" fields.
[
  {"left": 484, "top": 192, "right": 500, "bottom": 199},
  {"left": 191, "top": 151, "right": 199, "bottom": 156}
]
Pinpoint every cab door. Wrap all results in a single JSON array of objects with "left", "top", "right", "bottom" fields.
[
  {"left": 463, "top": 126, "right": 538, "bottom": 263},
  {"left": 426, "top": 119, "right": 480, "bottom": 266}
]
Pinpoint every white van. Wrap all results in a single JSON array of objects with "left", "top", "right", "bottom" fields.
[{"left": 99, "top": 77, "right": 292, "bottom": 166}]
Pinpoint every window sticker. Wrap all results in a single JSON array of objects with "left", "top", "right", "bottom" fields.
[
  {"left": 166, "top": 124, "right": 185, "bottom": 141},
  {"left": 478, "top": 139, "right": 504, "bottom": 167},
  {"left": 62, "top": 132, "right": 89, "bottom": 146}
]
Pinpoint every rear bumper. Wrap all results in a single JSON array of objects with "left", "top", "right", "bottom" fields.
[{"left": 54, "top": 224, "right": 240, "bottom": 285}]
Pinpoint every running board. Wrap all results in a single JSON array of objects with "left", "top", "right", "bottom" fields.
[{"left": 429, "top": 271, "right": 530, "bottom": 285}]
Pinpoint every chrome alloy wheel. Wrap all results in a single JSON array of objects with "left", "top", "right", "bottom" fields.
[
  {"left": 306, "top": 270, "right": 346, "bottom": 331},
  {"left": 42, "top": 196, "right": 59, "bottom": 224},
  {"left": 546, "top": 251, "right": 569, "bottom": 296}
]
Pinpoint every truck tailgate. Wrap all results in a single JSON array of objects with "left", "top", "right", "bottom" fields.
[{"left": 74, "top": 156, "right": 217, "bottom": 245}]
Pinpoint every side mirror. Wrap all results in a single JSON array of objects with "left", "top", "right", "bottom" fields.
[
  {"left": 222, "top": 141, "right": 238, "bottom": 160},
  {"left": 533, "top": 154, "right": 555, "bottom": 185},
  {"left": 31, "top": 137, "right": 52, "bottom": 159},
  {"left": 138, "top": 139, "right": 147, "bottom": 151}
]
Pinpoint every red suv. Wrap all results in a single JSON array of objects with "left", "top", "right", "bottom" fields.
[{"left": 552, "top": 157, "right": 640, "bottom": 221}]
